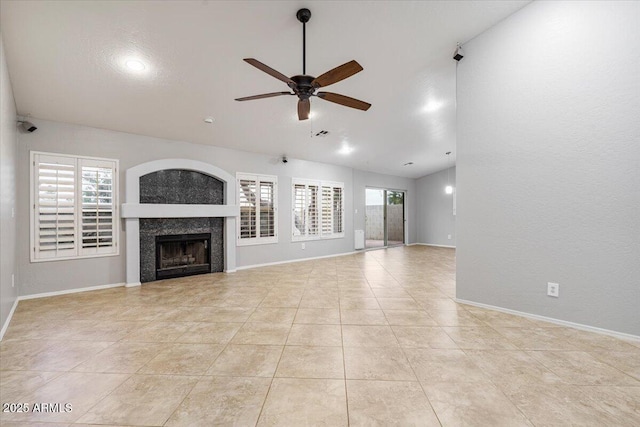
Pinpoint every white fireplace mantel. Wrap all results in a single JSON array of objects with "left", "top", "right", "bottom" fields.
[
  {"left": 121, "top": 203, "right": 238, "bottom": 219},
  {"left": 123, "top": 159, "right": 238, "bottom": 287}
]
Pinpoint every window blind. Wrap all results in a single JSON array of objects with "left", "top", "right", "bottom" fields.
[
  {"left": 333, "top": 186, "right": 344, "bottom": 234},
  {"left": 321, "top": 186, "right": 332, "bottom": 236},
  {"left": 292, "top": 179, "right": 344, "bottom": 240},
  {"left": 31, "top": 152, "right": 119, "bottom": 262},
  {"left": 80, "top": 159, "right": 116, "bottom": 254},
  {"left": 308, "top": 185, "right": 319, "bottom": 237},
  {"left": 35, "top": 155, "right": 77, "bottom": 258},
  {"left": 237, "top": 173, "right": 278, "bottom": 245},
  {"left": 239, "top": 178, "right": 257, "bottom": 239},
  {"left": 260, "top": 181, "right": 275, "bottom": 238},
  {"left": 293, "top": 183, "right": 307, "bottom": 237}
]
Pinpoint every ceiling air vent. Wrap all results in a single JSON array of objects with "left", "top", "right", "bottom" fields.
[{"left": 314, "top": 130, "right": 329, "bottom": 137}]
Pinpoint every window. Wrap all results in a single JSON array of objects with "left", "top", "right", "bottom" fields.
[
  {"left": 237, "top": 173, "right": 278, "bottom": 245},
  {"left": 31, "top": 152, "right": 119, "bottom": 262},
  {"left": 293, "top": 182, "right": 319, "bottom": 239},
  {"left": 292, "top": 179, "right": 344, "bottom": 240}
]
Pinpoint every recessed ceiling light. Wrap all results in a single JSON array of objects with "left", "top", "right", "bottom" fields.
[
  {"left": 125, "top": 59, "right": 146, "bottom": 71},
  {"left": 203, "top": 117, "right": 214, "bottom": 124},
  {"left": 423, "top": 100, "right": 443, "bottom": 113},
  {"left": 338, "top": 144, "right": 354, "bottom": 155}
]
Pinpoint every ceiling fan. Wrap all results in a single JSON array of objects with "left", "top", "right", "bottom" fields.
[{"left": 235, "top": 8, "right": 371, "bottom": 121}]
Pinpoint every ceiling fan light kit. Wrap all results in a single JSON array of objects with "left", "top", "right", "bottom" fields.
[{"left": 235, "top": 8, "right": 371, "bottom": 120}]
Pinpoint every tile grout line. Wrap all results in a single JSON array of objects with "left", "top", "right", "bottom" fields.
[
  {"left": 377, "top": 265, "right": 445, "bottom": 427},
  {"left": 338, "top": 269, "right": 351, "bottom": 427},
  {"left": 253, "top": 275, "right": 302, "bottom": 426}
]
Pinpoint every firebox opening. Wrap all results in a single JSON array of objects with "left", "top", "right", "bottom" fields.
[{"left": 155, "top": 233, "right": 211, "bottom": 280}]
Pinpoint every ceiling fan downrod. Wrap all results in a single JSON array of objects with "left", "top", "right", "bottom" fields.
[{"left": 296, "top": 8, "right": 311, "bottom": 75}]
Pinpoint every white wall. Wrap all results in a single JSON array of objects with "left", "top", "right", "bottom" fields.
[
  {"left": 457, "top": 1, "right": 640, "bottom": 336},
  {"left": 0, "top": 34, "right": 18, "bottom": 332},
  {"left": 352, "top": 169, "right": 417, "bottom": 245},
  {"left": 15, "top": 119, "right": 359, "bottom": 295},
  {"left": 416, "top": 167, "right": 456, "bottom": 247}
]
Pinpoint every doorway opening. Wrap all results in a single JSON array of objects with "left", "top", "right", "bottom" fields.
[{"left": 365, "top": 188, "right": 405, "bottom": 249}]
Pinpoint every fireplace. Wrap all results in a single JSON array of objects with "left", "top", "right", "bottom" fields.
[
  {"left": 155, "top": 233, "right": 211, "bottom": 280},
  {"left": 122, "top": 159, "right": 238, "bottom": 287}
]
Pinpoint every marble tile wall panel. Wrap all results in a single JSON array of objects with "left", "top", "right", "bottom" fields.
[{"left": 140, "top": 169, "right": 223, "bottom": 205}]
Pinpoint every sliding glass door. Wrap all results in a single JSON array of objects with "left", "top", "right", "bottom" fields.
[
  {"left": 365, "top": 188, "right": 405, "bottom": 249},
  {"left": 365, "top": 189, "right": 385, "bottom": 248},
  {"left": 386, "top": 190, "right": 405, "bottom": 247}
]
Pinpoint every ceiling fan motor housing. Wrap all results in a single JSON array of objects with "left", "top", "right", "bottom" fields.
[{"left": 291, "top": 75, "right": 316, "bottom": 100}]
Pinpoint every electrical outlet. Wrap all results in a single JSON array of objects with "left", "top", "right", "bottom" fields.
[
  {"left": 447, "top": 234, "right": 452, "bottom": 240},
  {"left": 301, "top": 243, "right": 305, "bottom": 250},
  {"left": 547, "top": 282, "right": 559, "bottom": 297},
  {"left": 12, "top": 274, "right": 15, "bottom": 288}
]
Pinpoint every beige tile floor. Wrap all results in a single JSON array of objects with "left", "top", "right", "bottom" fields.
[{"left": 1, "top": 246, "right": 639, "bottom": 426}]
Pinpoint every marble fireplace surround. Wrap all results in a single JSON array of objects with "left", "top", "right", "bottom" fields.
[{"left": 121, "top": 159, "right": 238, "bottom": 287}]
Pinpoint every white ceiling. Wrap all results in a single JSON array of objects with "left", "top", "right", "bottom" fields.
[{"left": 1, "top": 0, "right": 530, "bottom": 178}]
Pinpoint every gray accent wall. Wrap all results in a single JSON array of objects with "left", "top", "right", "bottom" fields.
[
  {"left": 416, "top": 167, "right": 456, "bottom": 247},
  {"left": 456, "top": 1, "right": 640, "bottom": 336},
  {"left": 0, "top": 34, "right": 18, "bottom": 332},
  {"left": 15, "top": 119, "right": 357, "bottom": 295}
]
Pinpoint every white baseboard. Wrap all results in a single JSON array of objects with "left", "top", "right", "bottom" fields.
[
  {"left": 456, "top": 298, "right": 640, "bottom": 343},
  {"left": 18, "top": 282, "right": 126, "bottom": 301},
  {"left": 237, "top": 251, "right": 357, "bottom": 271},
  {"left": 125, "top": 281, "right": 141, "bottom": 288},
  {"left": 413, "top": 243, "right": 456, "bottom": 249},
  {"left": 0, "top": 298, "right": 20, "bottom": 341}
]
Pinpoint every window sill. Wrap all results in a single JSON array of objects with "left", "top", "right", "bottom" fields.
[
  {"left": 30, "top": 250, "right": 120, "bottom": 263},
  {"left": 237, "top": 238, "right": 279, "bottom": 247},
  {"left": 291, "top": 234, "right": 345, "bottom": 242}
]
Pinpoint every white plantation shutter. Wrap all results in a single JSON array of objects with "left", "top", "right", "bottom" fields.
[
  {"left": 35, "top": 154, "right": 77, "bottom": 259},
  {"left": 308, "top": 185, "right": 319, "bottom": 237},
  {"left": 259, "top": 181, "right": 275, "bottom": 238},
  {"left": 80, "top": 159, "right": 116, "bottom": 255},
  {"left": 237, "top": 174, "right": 277, "bottom": 245},
  {"left": 292, "top": 181, "right": 320, "bottom": 239},
  {"left": 31, "top": 152, "right": 119, "bottom": 262},
  {"left": 321, "top": 186, "right": 332, "bottom": 235},
  {"left": 239, "top": 178, "right": 257, "bottom": 239},
  {"left": 332, "top": 185, "right": 344, "bottom": 235},
  {"left": 292, "top": 179, "right": 343, "bottom": 240},
  {"left": 293, "top": 183, "right": 307, "bottom": 237}
]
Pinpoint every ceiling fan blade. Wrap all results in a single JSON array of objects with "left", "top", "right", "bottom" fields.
[
  {"left": 316, "top": 92, "right": 371, "bottom": 111},
  {"left": 298, "top": 99, "right": 310, "bottom": 121},
  {"left": 311, "top": 60, "right": 363, "bottom": 88},
  {"left": 235, "top": 92, "right": 293, "bottom": 101},
  {"left": 243, "top": 58, "right": 295, "bottom": 86}
]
